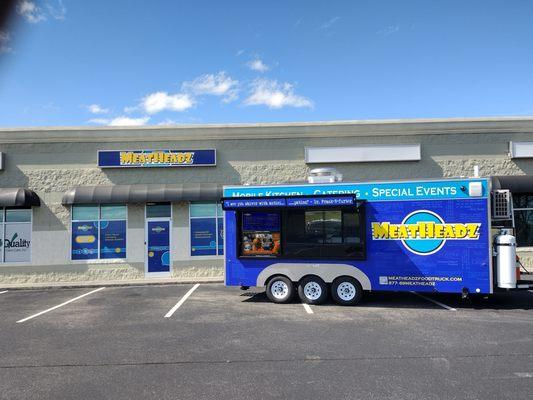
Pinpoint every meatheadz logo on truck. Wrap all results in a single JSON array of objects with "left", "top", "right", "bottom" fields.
[{"left": 371, "top": 210, "right": 480, "bottom": 255}]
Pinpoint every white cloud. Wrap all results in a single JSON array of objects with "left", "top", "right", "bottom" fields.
[
  {"left": 377, "top": 25, "right": 400, "bottom": 36},
  {"left": 244, "top": 78, "right": 313, "bottom": 109},
  {"left": 108, "top": 116, "right": 150, "bottom": 126},
  {"left": 0, "top": 31, "right": 12, "bottom": 54},
  {"left": 17, "top": 0, "right": 66, "bottom": 23},
  {"left": 247, "top": 58, "right": 270, "bottom": 73},
  {"left": 17, "top": 1, "right": 46, "bottom": 23},
  {"left": 88, "top": 116, "right": 150, "bottom": 126},
  {"left": 123, "top": 105, "right": 139, "bottom": 114},
  {"left": 46, "top": 0, "right": 66, "bottom": 20},
  {"left": 236, "top": 49, "right": 245, "bottom": 56},
  {"left": 86, "top": 104, "right": 109, "bottom": 114},
  {"left": 142, "top": 92, "right": 194, "bottom": 114},
  {"left": 182, "top": 71, "right": 239, "bottom": 103},
  {"left": 319, "top": 16, "right": 340, "bottom": 30}
]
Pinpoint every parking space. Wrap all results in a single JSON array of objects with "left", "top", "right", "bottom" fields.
[{"left": 0, "top": 284, "right": 532, "bottom": 399}]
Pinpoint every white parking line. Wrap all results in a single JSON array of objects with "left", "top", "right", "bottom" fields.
[
  {"left": 164, "top": 284, "right": 200, "bottom": 318},
  {"left": 515, "top": 372, "right": 533, "bottom": 378},
  {"left": 0, "top": 290, "right": 8, "bottom": 295},
  {"left": 302, "top": 303, "right": 314, "bottom": 314},
  {"left": 411, "top": 291, "right": 457, "bottom": 311},
  {"left": 16, "top": 287, "right": 106, "bottom": 323}
]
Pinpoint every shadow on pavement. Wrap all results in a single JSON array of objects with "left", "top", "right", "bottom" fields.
[{"left": 239, "top": 288, "right": 533, "bottom": 310}]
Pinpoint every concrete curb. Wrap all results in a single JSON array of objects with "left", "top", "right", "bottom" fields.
[{"left": 0, "top": 276, "right": 224, "bottom": 290}]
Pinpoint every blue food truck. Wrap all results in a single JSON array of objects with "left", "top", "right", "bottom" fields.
[{"left": 222, "top": 175, "right": 532, "bottom": 305}]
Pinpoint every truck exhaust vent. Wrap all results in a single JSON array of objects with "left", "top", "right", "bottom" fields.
[{"left": 492, "top": 190, "right": 512, "bottom": 220}]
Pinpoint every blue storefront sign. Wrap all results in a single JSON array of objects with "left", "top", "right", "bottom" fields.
[
  {"left": 72, "top": 221, "right": 99, "bottom": 260},
  {"left": 147, "top": 221, "right": 170, "bottom": 273},
  {"left": 98, "top": 149, "right": 216, "bottom": 168}
]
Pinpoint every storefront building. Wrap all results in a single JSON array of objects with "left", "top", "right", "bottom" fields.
[{"left": 2, "top": 117, "right": 533, "bottom": 284}]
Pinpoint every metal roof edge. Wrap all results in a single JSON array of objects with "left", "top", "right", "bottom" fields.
[{"left": 2, "top": 116, "right": 533, "bottom": 144}]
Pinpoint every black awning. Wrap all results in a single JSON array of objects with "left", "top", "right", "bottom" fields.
[
  {"left": 491, "top": 176, "right": 533, "bottom": 193},
  {"left": 0, "top": 188, "right": 40, "bottom": 207},
  {"left": 61, "top": 183, "right": 223, "bottom": 205}
]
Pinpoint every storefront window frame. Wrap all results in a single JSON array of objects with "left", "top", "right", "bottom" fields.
[
  {"left": 0, "top": 206, "right": 32, "bottom": 263},
  {"left": 189, "top": 202, "right": 224, "bottom": 257},
  {"left": 70, "top": 204, "right": 128, "bottom": 261},
  {"left": 512, "top": 193, "right": 533, "bottom": 249}
]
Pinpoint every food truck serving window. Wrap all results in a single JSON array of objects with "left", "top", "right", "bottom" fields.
[
  {"left": 283, "top": 209, "right": 364, "bottom": 259},
  {"left": 234, "top": 199, "right": 365, "bottom": 260}
]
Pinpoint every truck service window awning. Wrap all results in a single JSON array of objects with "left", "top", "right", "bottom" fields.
[
  {"left": 0, "top": 188, "right": 40, "bottom": 207},
  {"left": 62, "top": 183, "right": 223, "bottom": 205},
  {"left": 491, "top": 176, "right": 533, "bottom": 193},
  {"left": 221, "top": 194, "right": 359, "bottom": 210}
]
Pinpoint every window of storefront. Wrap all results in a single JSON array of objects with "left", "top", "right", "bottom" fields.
[
  {"left": 0, "top": 207, "right": 32, "bottom": 263},
  {"left": 71, "top": 204, "right": 127, "bottom": 260},
  {"left": 513, "top": 194, "right": 533, "bottom": 247},
  {"left": 146, "top": 203, "right": 171, "bottom": 218},
  {"left": 190, "top": 202, "right": 223, "bottom": 256}
]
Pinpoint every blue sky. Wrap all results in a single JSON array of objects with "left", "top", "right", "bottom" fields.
[{"left": 1, "top": 0, "right": 533, "bottom": 127}]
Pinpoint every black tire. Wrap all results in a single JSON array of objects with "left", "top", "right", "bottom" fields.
[
  {"left": 331, "top": 276, "right": 363, "bottom": 306},
  {"left": 266, "top": 276, "right": 294, "bottom": 303},
  {"left": 298, "top": 276, "right": 328, "bottom": 305}
]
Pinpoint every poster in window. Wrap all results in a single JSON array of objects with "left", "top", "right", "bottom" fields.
[
  {"left": 241, "top": 212, "right": 281, "bottom": 257},
  {"left": 99, "top": 220, "right": 127, "bottom": 259},
  {"left": 72, "top": 221, "right": 98, "bottom": 260},
  {"left": 3, "top": 223, "right": 31, "bottom": 262},
  {"left": 191, "top": 218, "right": 217, "bottom": 256},
  {"left": 217, "top": 217, "right": 224, "bottom": 255}
]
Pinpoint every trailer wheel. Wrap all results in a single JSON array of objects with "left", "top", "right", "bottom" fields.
[
  {"left": 331, "top": 276, "right": 363, "bottom": 306},
  {"left": 298, "top": 276, "right": 328, "bottom": 305},
  {"left": 266, "top": 276, "right": 294, "bottom": 303}
]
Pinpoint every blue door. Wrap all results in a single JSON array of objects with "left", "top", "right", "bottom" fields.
[{"left": 146, "top": 220, "right": 171, "bottom": 274}]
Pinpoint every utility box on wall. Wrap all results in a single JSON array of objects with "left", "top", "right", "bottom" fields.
[{"left": 0, "top": 152, "right": 4, "bottom": 170}]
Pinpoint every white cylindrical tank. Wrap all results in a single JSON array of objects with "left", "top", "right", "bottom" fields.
[{"left": 495, "top": 229, "right": 517, "bottom": 289}]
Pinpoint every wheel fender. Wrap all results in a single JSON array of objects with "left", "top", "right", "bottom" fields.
[{"left": 257, "top": 263, "right": 371, "bottom": 290}]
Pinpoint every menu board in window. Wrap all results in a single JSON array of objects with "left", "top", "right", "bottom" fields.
[{"left": 241, "top": 212, "right": 281, "bottom": 257}]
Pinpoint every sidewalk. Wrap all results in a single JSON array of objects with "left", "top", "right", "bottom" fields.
[{"left": 0, "top": 276, "right": 224, "bottom": 290}]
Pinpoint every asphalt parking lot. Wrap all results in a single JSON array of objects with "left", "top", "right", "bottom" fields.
[{"left": 0, "top": 284, "right": 532, "bottom": 400}]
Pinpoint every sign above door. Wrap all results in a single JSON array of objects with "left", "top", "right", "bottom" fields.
[{"left": 98, "top": 149, "right": 216, "bottom": 168}]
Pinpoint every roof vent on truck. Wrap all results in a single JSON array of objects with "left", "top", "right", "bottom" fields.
[{"left": 307, "top": 167, "right": 343, "bottom": 184}]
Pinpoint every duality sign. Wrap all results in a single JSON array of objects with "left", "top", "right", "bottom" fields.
[{"left": 98, "top": 149, "right": 216, "bottom": 168}]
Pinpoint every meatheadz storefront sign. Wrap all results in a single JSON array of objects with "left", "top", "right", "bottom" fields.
[{"left": 97, "top": 149, "right": 216, "bottom": 168}]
